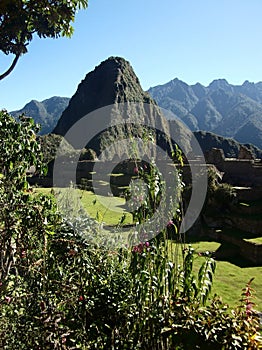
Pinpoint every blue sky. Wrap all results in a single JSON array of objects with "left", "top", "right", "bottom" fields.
[{"left": 1, "top": 0, "right": 262, "bottom": 111}]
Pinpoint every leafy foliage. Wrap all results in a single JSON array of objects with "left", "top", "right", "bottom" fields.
[
  {"left": 0, "top": 0, "right": 88, "bottom": 79},
  {"left": 0, "top": 110, "right": 48, "bottom": 281}
]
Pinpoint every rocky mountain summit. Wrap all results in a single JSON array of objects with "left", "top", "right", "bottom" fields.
[
  {"left": 53, "top": 56, "right": 154, "bottom": 137},
  {"left": 193, "top": 130, "right": 262, "bottom": 159},
  {"left": 52, "top": 56, "right": 188, "bottom": 157}
]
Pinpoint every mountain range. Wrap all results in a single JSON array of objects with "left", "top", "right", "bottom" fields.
[
  {"left": 148, "top": 78, "right": 262, "bottom": 149},
  {"left": 9, "top": 61, "right": 262, "bottom": 157}
]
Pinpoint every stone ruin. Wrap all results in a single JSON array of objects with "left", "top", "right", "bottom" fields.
[
  {"left": 238, "top": 145, "right": 254, "bottom": 160},
  {"left": 205, "top": 147, "right": 262, "bottom": 187}
]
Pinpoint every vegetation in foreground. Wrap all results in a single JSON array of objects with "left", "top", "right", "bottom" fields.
[
  {"left": 36, "top": 188, "right": 262, "bottom": 310},
  {"left": 0, "top": 110, "right": 261, "bottom": 349}
]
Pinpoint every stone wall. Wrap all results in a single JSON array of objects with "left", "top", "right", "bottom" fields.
[
  {"left": 31, "top": 147, "right": 262, "bottom": 190},
  {"left": 30, "top": 158, "right": 185, "bottom": 189},
  {"left": 235, "top": 187, "right": 262, "bottom": 201},
  {"left": 205, "top": 148, "right": 262, "bottom": 187},
  {"left": 204, "top": 214, "right": 262, "bottom": 237},
  {"left": 213, "top": 230, "right": 262, "bottom": 265}
]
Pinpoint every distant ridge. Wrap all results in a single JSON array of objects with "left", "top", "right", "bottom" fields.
[
  {"left": 11, "top": 96, "right": 70, "bottom": 135},
  {"left": 148, "top": 78, "right": 262, "bottom": 149},
  {"left": 192, "top": 130, "right": 262, "bottom": 159}
]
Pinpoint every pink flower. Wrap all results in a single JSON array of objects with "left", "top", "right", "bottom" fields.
[
  {"left": 138, "top": 242, "right": 144, "bottom": 252},
  {"left": 132, "top": 246, "right": 139, "bottom": 253},
  {"left": 132, "top": 241, "right": 150, "bottom": 253},
  {"left": 246, "top": 303, "right": 253, "bottom": 310},
  {"left": 244, "top": 288, "right": 251, "bottom": 297},
  {"left": 5, "top": 296, "right": 11, "bottom": 303},
  {"left": 134, "top": 167, "right": 139, "bottom": 174},
  {"left": 246, "top": 302, "right": 253, "bottom": 316},
  {"left": 167, "top": 220, "right": 174, "bottom": 227}
]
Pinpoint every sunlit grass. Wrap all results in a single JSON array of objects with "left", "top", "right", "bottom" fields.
[
  {"left": 168, "top": 240, "right": 262, "bottom": 310},
  {"left": 34, "top": 187, "right": 133, "bottom": 226},
  {"left": 189, "top": 241, "right": 262, "bottom": 310},
  {"left": 245, "top": 237, "right": 262, "bottom": 244}
]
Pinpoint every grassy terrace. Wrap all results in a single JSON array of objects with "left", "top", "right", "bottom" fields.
[
  {"left": 36, "top": 187, "right": 133, "bottom": 226},
  {"left": 35, "top": 187, "right": 262, "bottom": 311},
  {"left": 187, "top": 241, "right": 262, "bottom": 310},
  {"left": 245, "top": 237, "right": 262, "bottom": 244}
]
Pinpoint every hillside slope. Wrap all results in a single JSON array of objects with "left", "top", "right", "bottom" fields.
[{"left": 11, "top": 96, "right": 70, "bottom": 135}]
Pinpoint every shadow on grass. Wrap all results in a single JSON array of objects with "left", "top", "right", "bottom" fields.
[
  {"left": 214, "top": 242, "right": 262, "bottom": 268},
  {"left": 185, "top": 236, "right": 262, "bottom": 268}
]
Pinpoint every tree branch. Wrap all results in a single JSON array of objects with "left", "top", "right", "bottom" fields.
[{"left": 0, "top": 53, "right": 20, "bottom": 81}]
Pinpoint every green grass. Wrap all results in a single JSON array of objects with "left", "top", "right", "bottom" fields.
[
  {"left": 189, "top": 241, "right": 262, "bottom": 311},
  {"left": 35, "top": 187, "right": 133, "bottom": 226},
  {"left": 239, "top": 202, "right": 250, "bottom": 207},
  {"left": 245, "top": 237, "right": 262, "bottom": 244},
  {"left": 167, "top": 240, "right": 262, "bottom": 310}
]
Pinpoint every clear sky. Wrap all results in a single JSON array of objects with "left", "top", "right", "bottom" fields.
[{"left": 1, "top": 0, "right": 262, "bottom": 111}]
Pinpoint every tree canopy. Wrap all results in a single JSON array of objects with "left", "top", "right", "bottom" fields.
[{"left": 0, "top": 0, "right": 88, "bottom": 80}]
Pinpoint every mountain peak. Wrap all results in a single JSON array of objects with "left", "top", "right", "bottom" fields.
[
  {"left": 170, "top": 77, "right": 189, "bottom": 87},
  {"left": 102, "top": 56, "right": 131, "bottom": 67},
  {"left": 208, "top": 79, "right": 230, "bottom": 90},
  {"left": 147, "top": 77, "right": 262, "bottom": 149},
  {"left": 53, "top": 56, "right": 157, "bottom": 138},
  {"left": 242, "top": 80, "right": 256, "bottom": 87},
  {"left": 172, "top": 77, "right": 184, "bottom": 83}
]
